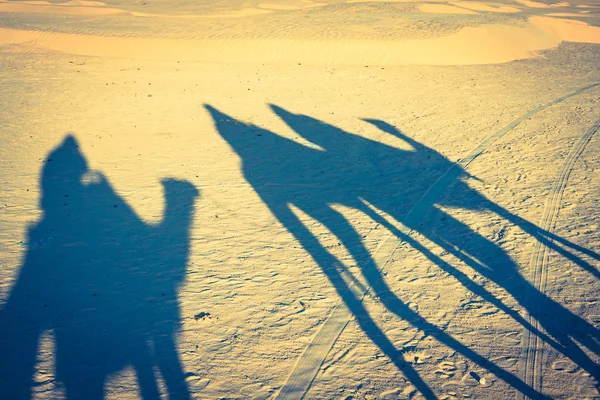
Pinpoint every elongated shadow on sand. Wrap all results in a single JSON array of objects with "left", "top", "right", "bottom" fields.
[
  {"left": 205, "top": 104, "right": 600, "bottom": 399},
  {"left": 0, "top": 135, "right": 197, "bottom": 399}
]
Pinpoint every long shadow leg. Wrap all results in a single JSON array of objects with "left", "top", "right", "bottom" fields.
[
  {"left": 433, "top": 234, "right": 600, "bottom": 380},
  {"left": 133, "top": 346, "right": 162, "bottom": 400},
  {"left": 153, "top": 333, "right": 191, "bottom": 400},
  {"left": 306, "top": 204, "right": 548, "bottom": 399},
  {"left": 367, "top": 118, "right": 600, "bottom": 264},
  {"left": 421, "top": 208, "right": 600, "bottom": 381},
  {"left": 269, "top": 202, "right": 437, "bottom": 400},
  {"left": 482, "top": 199, "right": 600, "bottom": 276},
  {"left": 0, "top": 267, "right": 48, "bottom": 400},
  {"left": 0, "top": 315, "right": 42, "bottom": 400},
  {"left": 356, "top": 201, "right": 562, "bottom": 350},
  {"left": 64, "top": 374, "right": 105, "bottom": 400}
]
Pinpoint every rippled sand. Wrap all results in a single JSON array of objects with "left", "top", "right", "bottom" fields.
[{"left": 1, "top": 0, "right": 599, "bottom": 399}]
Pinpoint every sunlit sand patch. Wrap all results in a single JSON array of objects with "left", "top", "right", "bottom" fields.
[
  {"left": 200, "top": 7, "right": 274, "bottom": 17},
  {"left": 60, "top": 0, "right": 108, "bottom": 5},
  {"left": 18, "top": 0, "right": 52, "bottom": 4},
  {"left": 450, "top": 1, "right": 521, "bottom": 13},
  {"left": 303, "top": 0, "right": 327, "bottom": 6},
  {"left": 530, "top": 15, "right": 600, "bottom": 41},
  {"left": 258, "top": 1, "right": 325, "bottom": 10},
  {"left": 0, "top": 16, "right": 598, "bottom": 65},
  {"left": 0, "top": 0, "right": 130, "bottom": 15},
  {"left": 348, "top": 0, "right": 446, "bottom": 3},
  {"left": 419, "top": 4, "right": 479, "bottom": 14},
  {"left": 0, "top": 0, "right": 279, "bottom": 18},
  {"left": 258, "top": 3, "right": 304, "bottom": 10},
  {"left": 515, "top": 0, "right": 570, "bottom": 8},
  {"left": 14, "top": 0, "right": 107, "bottom": 4},
  {"left": 546, "top": 12, "right": 594, "bottom": 16}
]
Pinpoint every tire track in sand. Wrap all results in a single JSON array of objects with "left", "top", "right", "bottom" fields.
[
  {"left": 517, "top": 119, "right": 600, "bottom": 400},
  {"left": 275, "top": 82, "right": 600, "bottom": 400}
]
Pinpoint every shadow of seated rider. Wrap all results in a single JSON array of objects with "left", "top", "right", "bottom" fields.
[
  {"left": 0, "top": 135, "right": 198, "bottom": 400},
  {"left": 206, "top": 103, "right": 599, "bottom": 399}
]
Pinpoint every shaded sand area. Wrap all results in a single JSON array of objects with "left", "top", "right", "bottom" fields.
[{"left": 1, "top": 0, "right": 600, "bottom": 399}]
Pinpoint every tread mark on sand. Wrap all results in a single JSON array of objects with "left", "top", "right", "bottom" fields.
[
  {"left": 275, "top": 82, "right": 600, "bottom": 400},
  {"left": 517, "top": 119, "right": 600, "bottom": 400}
]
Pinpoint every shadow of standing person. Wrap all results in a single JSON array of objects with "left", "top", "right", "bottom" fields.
[{"left": 0, "top": 135, "right": 197, "bottom": 399}]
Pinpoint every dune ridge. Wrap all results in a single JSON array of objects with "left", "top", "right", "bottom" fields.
[{"left": 1, "top": 16, "right": 599, "bottom": 65}]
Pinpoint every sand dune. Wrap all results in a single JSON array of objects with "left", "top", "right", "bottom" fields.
[
  {"left": 515, "top": 0, "right": 571, "bottom": 8},
  {"left": 1, "top": 15, "right": 599, "bottom": 65},
  {"left": 418, "top": 4, "right": 479, "bottom": 14},
  {"left": 450, "top": 1, "right": 521, "bottom": 13},
  {"left": 0, "top": 1, "right": 131, "bottom": 15}
]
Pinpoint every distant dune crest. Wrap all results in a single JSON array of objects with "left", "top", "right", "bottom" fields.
[{"left": 0, "top": 14, "right": 599, "bottom": 65}]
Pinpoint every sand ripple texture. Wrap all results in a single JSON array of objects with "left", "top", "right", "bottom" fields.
[
  {"left": 0, "top": 0, "right": 600, "bottom": 65},
  {"left": 0, "top": 1, "right": 599, "bottom": 399}
]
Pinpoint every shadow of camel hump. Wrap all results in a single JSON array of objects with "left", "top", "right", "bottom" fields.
[
  {"left": 0, "top": 135, "right": 198, "bottom": 399},
  {"left": 205, "top": 103, "right": 600, "bottom": 399}
]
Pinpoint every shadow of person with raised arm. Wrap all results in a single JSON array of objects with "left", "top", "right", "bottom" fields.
[
  {"left": 278, "top": 109, "right": 600, "bottom": 388},
  {"left": 206, "top": 104, "right": 599, "bottom": 399},
  {"left": 0, "top": 135, "right": 197, "bottom": 399}
]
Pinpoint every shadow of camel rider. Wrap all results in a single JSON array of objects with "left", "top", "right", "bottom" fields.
[
  {"left": 0, "top": 135, "right": 198, "bottom": 399},
  {"left": 273, "top": 107, "right": 600, "bottom": 386},
  {"left": 206, "top": 103, "right": 599, "bottom": 399}
]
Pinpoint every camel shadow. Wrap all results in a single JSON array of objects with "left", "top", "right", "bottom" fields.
[
  {"left": 0, "top": 135, "right": 198, "bottom": 399},
  {"left": 206, "top": 104, "right": 600, "bottom": 399}
]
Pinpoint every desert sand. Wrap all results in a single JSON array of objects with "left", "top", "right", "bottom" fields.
[{"left": 0, "top": 0, "right": 599, "bottom": 399}]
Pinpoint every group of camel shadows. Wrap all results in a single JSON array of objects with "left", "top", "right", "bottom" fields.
[{"left": 0, "top": 104, "right": 599, "bottom": 399}]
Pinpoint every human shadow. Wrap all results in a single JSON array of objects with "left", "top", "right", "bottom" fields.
[
  {"left": 205, "top": 104, "right": 600, "bottom": 399},
  {"left": 0, "top": 135, "right": 198, "bottom": 399}
]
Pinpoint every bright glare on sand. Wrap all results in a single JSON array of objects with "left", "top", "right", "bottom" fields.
[{"left": 0, "top": 0, "right": 599, "bottom": 399}]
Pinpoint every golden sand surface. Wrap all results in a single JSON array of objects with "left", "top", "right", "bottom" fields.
[{"left": 0, "top": 0, "right": 599, "bottom": 399}]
